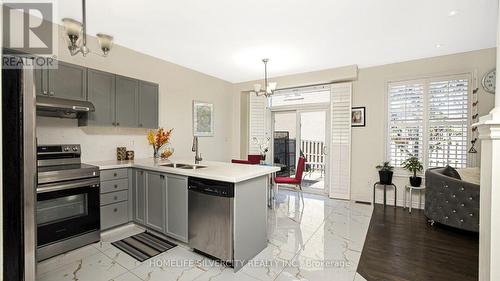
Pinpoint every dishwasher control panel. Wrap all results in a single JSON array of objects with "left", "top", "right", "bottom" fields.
[{"left": 188, "top": 177, "right": 234, "bottom": 197}]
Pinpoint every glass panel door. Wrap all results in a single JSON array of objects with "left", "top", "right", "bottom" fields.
[
  {"left": 272, "top": 111, "right": 297, "bottom": 177},
  {"left": 299, "top": 110, "right": 328, "bottom": 193}
]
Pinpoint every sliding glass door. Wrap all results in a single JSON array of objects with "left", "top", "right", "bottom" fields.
[
  {"left": 271, "top": 108, "right": 329, "bottom": 194},
  {"left": 299, "top": 110, "right": 328, "bottom": 193}
]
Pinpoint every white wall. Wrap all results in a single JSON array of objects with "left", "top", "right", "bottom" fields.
[
  {"left": 36, "top": 23, "right": 233, "bottom": 163},
  {"left": 233, "top": 49, "right": 496, "bottom": 205}
]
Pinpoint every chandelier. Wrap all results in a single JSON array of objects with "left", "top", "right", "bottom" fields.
[
  {"left": 62, "top": 0, "right": 113, "bottom": 57},
  {"left": 252, "top": 59, "right": 277, "bottom": 97}
]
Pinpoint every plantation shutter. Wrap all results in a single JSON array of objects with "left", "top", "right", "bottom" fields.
[
  {"left": 387, "top": 74, "right": 469, "bottom": 170},
  {"left": 388, "top": 81, "right": 425, "bottom": 167},
  {"left": 248, "top": 94, "right": 269, "bottom": 155},
  {"left": 329, "top": 82, "right": 352, "bottom": 200},
  {"left": 427, "top": 76, "right": 469, "bottom": 168}
]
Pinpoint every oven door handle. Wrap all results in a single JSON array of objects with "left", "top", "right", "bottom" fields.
[{"left": 37, "top": 178, "right": 100, "bottom": 194}]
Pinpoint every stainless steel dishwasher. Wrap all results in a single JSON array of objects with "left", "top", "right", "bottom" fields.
[{"left": 188, "top": 177, "right": 234, "bottom": 263}]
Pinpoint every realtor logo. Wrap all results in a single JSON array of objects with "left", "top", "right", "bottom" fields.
[{"left": 2, "top": 2, "right": 53, "bottom": 54}]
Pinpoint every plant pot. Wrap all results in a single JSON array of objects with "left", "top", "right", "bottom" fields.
[
  {"left": 378, "top": 171, "right": 393, "bottom": 185},
  {"left": 409, "top": 176, "right": 422, "bottom": 187}
]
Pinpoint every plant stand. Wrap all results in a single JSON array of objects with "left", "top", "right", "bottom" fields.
[
  {"left": 404, "top": 185, "right": 426, "bottom": 213},
  {"left": 373, "top": 182, "right": 397, "bottom": 207}
]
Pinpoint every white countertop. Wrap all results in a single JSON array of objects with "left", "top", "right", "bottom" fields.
[{"left": 87, "top": 158, "right": 280, "bottom": 183}]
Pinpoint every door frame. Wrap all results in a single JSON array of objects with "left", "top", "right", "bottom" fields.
[{"left": 270, "top": 104, "right": 330, "bottom": 195}]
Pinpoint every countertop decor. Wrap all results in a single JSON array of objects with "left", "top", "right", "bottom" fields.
[{"left": 147, "top": 128, "right": 174, "bottom": 159}]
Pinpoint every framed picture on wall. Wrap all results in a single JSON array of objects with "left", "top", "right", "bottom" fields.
[
  {"left": 193, "top": 101, "right": 214, "bottom": 136},
  {"left": 351, "top": 107, "right": 366, "bottom": 127}
]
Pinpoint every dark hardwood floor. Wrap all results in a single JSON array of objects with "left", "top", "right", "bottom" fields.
[{"left": 357, "top": 204, "right": 478, "bottom": 281}]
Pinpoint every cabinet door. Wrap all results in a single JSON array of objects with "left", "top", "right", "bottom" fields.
[
  {"left": 133, "top": 169, "right": 146, "bottom": 225},
  {"left": 166, "top": 175, "right": 188, "bottom": 242},
  {"left": 145, "top": 171, "right": 166, "bottom": 233},
  {"left": 138, "top": 81, "right": 159, "bottom": 129},
  {"left": 34, "top": 67, "right": 46, "bottom": 96},
  {"left": 115, "top": 76, "right": 139, "bottom": 127},
  {"left": 86, "top": 69, "right": 116, "bottom": 126},
  {"left": 47, "top": 61, "right": 87, "bottom": 100}
]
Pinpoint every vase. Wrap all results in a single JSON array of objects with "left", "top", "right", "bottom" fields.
[{"left": 153, "top": 147, "right": 160, "bottom": 159}]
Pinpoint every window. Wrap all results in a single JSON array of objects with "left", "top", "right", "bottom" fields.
[{"left": 388, "top": 75, "right": 469, "bottom": 169}]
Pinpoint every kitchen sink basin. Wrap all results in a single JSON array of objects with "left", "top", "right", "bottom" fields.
[{"left": 160, "top": 163, "right": 206, "bottom": 170}]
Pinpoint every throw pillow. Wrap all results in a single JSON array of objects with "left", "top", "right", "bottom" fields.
[{"left": 443, "top": 165, "right": 461, "bottom": 180}]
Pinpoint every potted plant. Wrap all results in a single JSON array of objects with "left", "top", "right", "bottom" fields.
[
  {"left": 376, "top": 161, "right": 394, "bottom": 185},
  {"left": 402, "top": 156, "right": 423, "bottom": 187}
]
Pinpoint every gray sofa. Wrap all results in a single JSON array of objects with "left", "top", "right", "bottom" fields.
[{"left": 425, "top": 167, "right": 480, "bottom": 232}]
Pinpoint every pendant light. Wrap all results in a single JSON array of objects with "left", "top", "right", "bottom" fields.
[
  {"left": 252, "top": 59, "right": 277, "bottom": 97},
  {"left": 62, "top": 0, "right": 113, "bottom": 57}
]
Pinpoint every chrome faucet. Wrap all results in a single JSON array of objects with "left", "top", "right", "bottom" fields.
[{"left": 192, "top": 136, "right": 203, "bottom": 164}]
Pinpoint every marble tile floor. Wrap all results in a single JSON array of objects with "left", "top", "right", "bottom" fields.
[{"left": 37, "top": 190, "right": 373, "bottom": 281}]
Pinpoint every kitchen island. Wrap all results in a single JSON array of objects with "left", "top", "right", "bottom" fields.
[{"left": 89, "top": 158, "right": 279, "bottom": 271}]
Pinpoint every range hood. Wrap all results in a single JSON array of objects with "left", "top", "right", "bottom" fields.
[{"left": 36, "top": 96, "right": 95, "bottom": 119}]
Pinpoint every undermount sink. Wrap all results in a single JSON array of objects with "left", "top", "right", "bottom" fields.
[{"left": 160, "top": 163, "right": 206, "bottom": 170}]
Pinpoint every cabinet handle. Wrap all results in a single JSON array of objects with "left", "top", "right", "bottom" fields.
[
  {"left": 114, "top": 184, "right": 118, "bottom": 188},
  {"left": 113, "top": 173, "right": 117, "bottom": 177},
  {"left": 113, "top": 208, "right": 118, "bottom": 212},
  {"left": 139, "top": 123, "right": 143, "bottom": 127},
  {"left": 116, "top": 122, "right": 120, "bottom": 126},
  {"left": 114, "top": 196, "right": 118, "bottom": 200},
  {"left": 49, "top": 91, "right": 54, "bottom": 96},
  {"left": 42, "top": 90, "right": 48, "bottom": 95},
  {"left": 112, "top": 122, "right": 116, "bottom": 126}
]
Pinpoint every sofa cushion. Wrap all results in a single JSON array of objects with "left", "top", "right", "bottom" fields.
[
  {"left": 457, "top": 167, "right": 480, "bottom": 185},
  {"left": 442, "top": 165, "right": 461, "bottom": 180}
]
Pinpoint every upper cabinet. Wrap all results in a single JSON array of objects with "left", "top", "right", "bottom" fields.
[
  {"left": 50, "top": 60, "right": 161, "bottom": 128},
  {"left": 115, "top": 76, "right": 139, "bottom": 128},
  {"left": 138, "top": 81, "right": 159, "bottom": 129},
  {"left": 84, "top": 69, "right": 116, "bottom": 126},
  {"left": 36, "top": 61, "right": 87, "bottom": 101}
]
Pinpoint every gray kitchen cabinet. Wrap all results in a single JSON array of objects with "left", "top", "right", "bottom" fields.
[
  {"left": 100, "top": 168, "right": 130, "bottom": 230},
  {"left": 115, "top": 76, "right": 139, "bottom": 127},
  {"left": 133, "top": 169, "right": 146, "bottom": 225},
  {"left": 138, "top": 81, "right": 159, "bottom": 129},
  {"left": 34, "top": 67, "right": 46, "bottom": 96},
  {"left": 166, "top": 175, "right": 188, "bottom": 242},
  {"left": 84, "top": 69, "right": 116, "bottom": 126},
  {"left": 47, "top": 61, "right": 87, "bottom": 100},
  {"left": 145, "top": 171, "right": 166, "bottom": 233},
  {"left": 35, "top": 61, "right": 86, "bottom": 100}
]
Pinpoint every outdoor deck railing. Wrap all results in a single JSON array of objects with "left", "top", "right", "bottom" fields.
[{"left": 301, "top": 140, "right": 325, "bottom": 170}]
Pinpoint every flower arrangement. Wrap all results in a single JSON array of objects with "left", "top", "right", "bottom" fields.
[
  {"left": 147, "top": 128, "right": 174, "bottom": 159},
  {"left": 252, "top": 136, "right": 270, "bottom": 161}
]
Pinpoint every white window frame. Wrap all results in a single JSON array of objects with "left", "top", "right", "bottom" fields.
[{"left": 385, "top": 73, "right": 472, "bottom": 174}]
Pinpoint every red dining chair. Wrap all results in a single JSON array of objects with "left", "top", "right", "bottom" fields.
[
  {"left": 231, "top": 155, "right": 262, "bottom": 165},
  {"left": 275, "top": 156, "right": 306, "bottom": 193}
]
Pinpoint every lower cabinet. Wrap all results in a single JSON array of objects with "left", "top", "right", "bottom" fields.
[
  {"left": 145, "top": 171, "right": 166, "bottom": 233},
  {"left": 166, "top": 175, "right": 188, "bottom": 242},
  {"left": 131, "top": 169, "right": 188, "bottom": 243},
  {"left": 100, "top": 168, "right": 131, "bottom": 230},
  {"left": 133, "top": 169, "right": 146, "bottom": 225}
]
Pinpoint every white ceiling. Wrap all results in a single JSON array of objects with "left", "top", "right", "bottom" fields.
[{"left": 56, "top": 0, "right": 498, "bottom": 83}]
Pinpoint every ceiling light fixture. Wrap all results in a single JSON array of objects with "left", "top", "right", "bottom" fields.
[
  {"left": 62, "top": 0, "right": 113, "bottom": 57},
  {"left": 448, "top": 10, "right": 458, "bottom": 17},
  {"left": 251, "top": 59, "right": 277, "bottom": 97},
  {"left": 436, "top": 44, "right": 442, "bottom": 48}
]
